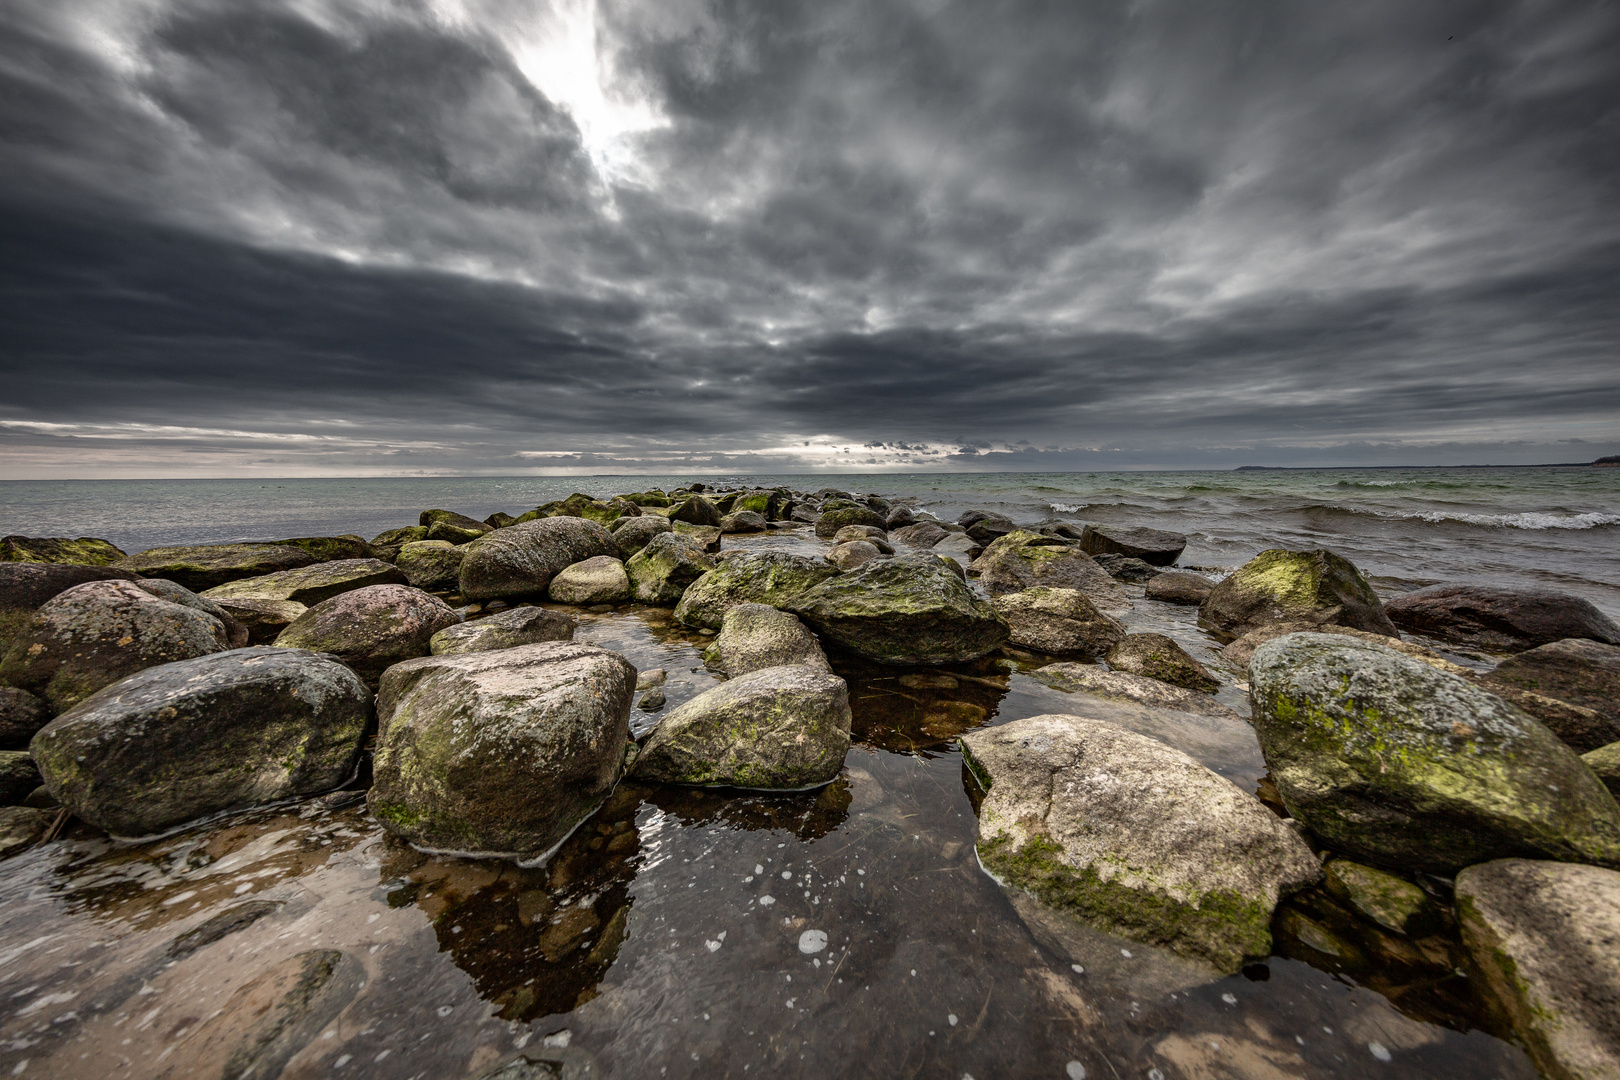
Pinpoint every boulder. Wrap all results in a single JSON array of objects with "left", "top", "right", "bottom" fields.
[
  {"left": 790, "top": 505, "right": 821, "bottom": 524},
  {"left": 484, "top": 512, "right": 519, "bottom": 529},
  {"left": 621, "top": 490, "right": 672, "bottom": 508},
  {"left": 429, "top": 606, "right": 575, "bottom": 655},
  {"left": 1385, "top": 584, "right": 1620, "bottom": 652},
  {"left": 1106, "top": 633, "right": 1220, "bottom": 693},
  {"left": 392, "top": 541, "right": 467, "bottom": 592},
  {"left": 1249, "top": 633, "right": 1620, "bottom": 874},
  {"left": 113, "top": 543, "right": 316, "bottom": 592},
  {"left": 1454, "top": 859, "right": 1620, "bottom": 1080},
  {"left": 832, "top": 525, "right": 891, "bottom": 549},
  {"left": 1222, "top": 619, "right": 1469, "bottom": 672},
  {"left": 547, "top": 556, "right": 630, "bottom": 604},
  {"left": 1145, "top": 571, "right": 1215, "bottom": 605},
  {"left": 609, "top": 514, "right": 673, "bottom": 560},
  {"left": 892, "top": 522, "right": 949, "bottom": 548},
  {"left": 1079, "top": 524, "right": 1188, "bottom": 566},
  {"left": 1, "top": 562, "right": 143, "bottom": 649},
  {"left": 1584, "top": 742, "right": 1620, "bottom": 800},
  {"left": 634, "top": 665, "right": 851, "bottom": 789},
  {"left": 670, "top": 521, "right": 722, "bottom": 554},
  {"left": 0, "top": 579, "right": 232, "bottom": 712},
  {"left": 201, "top": 558, "right": 407, "bottom": 605},
  {"left": 787, "top": 554, "right": 1008, "bottom": 665},
  {"left": 814, "top": 506, "right": 887, "bottom": 538},
  {"left": 369, "top": 643, "right": 634, "bottom": 860},
  {"left": 672, "top": 551, "right": 840, "bottom": 630},
  {"left": 1031, "top": 663, "right": 1242, "bottom": 719},
  {"left": 131, "top": 578, "right": 249, "bottom": 648},
  {"left": 458, "top": 517, "right": 619, "bottom": 602},
  {"left": 29, "top": 647, "right": 370, "bottom": 838},
  {"left": 719, "top": 510, "right": 768, "bottom": 534},
  {"left": 625, "top": 533, "right": 715, "bottom": 605},
  {"left": 0, "top": 751, "right": 41, "bottom": 805},
  {"left": 369, "top": 526, "right": 428, "bottom": 559},
  {"left": 1477, "top": 639, "right": 1620, "bottom": 752},
  {"left": 933, "top": 534, "right": 980, "bottom": 560},
  {"left": 1323, "top": 860, "right": 1435, "bottom": 937},
  {"left": 885, "top": 505, "right": 917, "bottom": 530},
  {"left": 969, "top": 531, "right": 1130, "bottom": 614},
  {"left": 1, "top": 536, "right": 125, "bottom": 566},
  {"left": 1199, "top": 548, "right": 1397, "bottom": 639},
  {"left": 419, "top": 509, "right": 492, "bottom": 535},
  {"left": 1092, "top": 554, "right": 1158, "bottom": 583},
  {"left": 270, "top": 535, "right": 375, "bottom": 563},
  {"left": 209, "top": 597, "right": 307, "bottom": 645},
  {"left": 0, "top": 806, "right": 50, "bottom": 857},
  {"left": 0, "top": 687, "right": 50, "bottom": 750},
  {"left": 958, "top": 511, "right": 1018, "bottom": 546},
  {"left": 990, "top": 587, "right": 1125, "bottom": 657},
  {"left": 669, "top": 495, "right": 722, "bottom": 528},
  {"left": 961, "top": 714, "right": 1321, "bottom": 974},
  {"left": 825, "top": 541, "right": 883, "bottom": 570},
  {"left": 426, "top": 520, "right": 488, "bottom": 545},
  {"left": 701, "top": 603, "right": 830, "bottom": 676},
  {"left": 274, "top": 585, "right": 461, "bottom": 686}
]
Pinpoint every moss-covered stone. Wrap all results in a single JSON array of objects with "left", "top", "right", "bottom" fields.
[
  {"left": 1323, "top": 859, "right": 1435, "bottom": 936},
  {"left": 547, "top": 555, "right": 630, "bottom": 604},
  {"left": 201, "top": 558, "right": 407, "bottom": 605},
  {"left": 991, "top": 587, "right": 1125, "bottom": 657},
  {"left": 1200, "top": 548, "right": 1397, "bottom": 640},
  {"left": 1481, "top": 638, "right": 1620, "bottom": 752},
  {"left": 270, "top": 535, "right": 375, "bottom": 563},
  {"left": 208, "top": 598, "right": 307, "bottom": 645},
  {"left": 625, "top": 533, "right": 715, "bottom": 605},
  {"left": 1583, "top": 742, "right": 1620, "bottom": 800},
  {"left": 609, "top": 515, "right": 673, "bottom": 560},
  {"left": 273, "top": 584, "right": 461, "bottom": 687},
  {"left": 393, "top": 541, "right": 467, "bottom": 592},
  {"left": 702, "top": 603, "right": 830, "bottom": 676},
  {"left": 673, "top": 551, "right": 840, "bottom": 630},
  {"left": 533, "top": 493, "right": 639, "bottom": 526},
  {"left": 0, "top": 536, "right": 126, "bottom": 566},
  {"left": 458, "top": 517, "right": 619, "bottom": 601},
  {"left": 813, "top": 506, "right": 886, "bottom": 538},
  {"left": 669, "top": 495, "right": 722, "bottom": 528},
  {"left": 114, "top": 543, "right": 317, "bottom": 592},
  {"left": 1106, "top": 633, "right": 1220, "bottom": 693},
  {"left": 369, "top": 526, "right": 429, "bottom": 560},
  {"left": 969, "top": 531, "right": 1129, "bottom": 613}
]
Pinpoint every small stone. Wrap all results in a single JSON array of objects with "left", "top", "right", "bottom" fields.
[{"left": 639, "top": 688, "right": 666, "bottom": 711}]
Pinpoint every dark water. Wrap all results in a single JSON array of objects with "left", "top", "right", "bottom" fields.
[{"left": 1, "top": 471, "right": 1612, "bottom": 1077}]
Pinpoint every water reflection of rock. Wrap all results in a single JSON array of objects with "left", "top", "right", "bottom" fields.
[
  {"left": 639, "top": 776, "right": 852, "bottom": 841},
  {"left": 373, "top": 784, "right": 644, "bottom": 1022},
  {"left": 834, "top": 647, "right": 1010, "bottom": 753}
]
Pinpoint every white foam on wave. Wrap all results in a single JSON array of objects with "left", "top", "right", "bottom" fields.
[
  {"left": 1347, "top": 507, "right": 1620, "bottom": 530},
  {"left": 1051, "top": 503, "right": 1087, "bottom": 513}
]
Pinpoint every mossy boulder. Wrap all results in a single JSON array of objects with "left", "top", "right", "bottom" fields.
[
  {"left": 209, "top": 598, "right": 307, "bottom": 645},
  {"left": 548, "top": 556, "right": 630, "bottom": 604},
  {"left": 1, "top": 536, "right": 126, "bottom": 566},
  {"left": 1222, "top": 619, "right": 1468, "bottom": 672},
  {"left": 719, "top": 510, "right": 768, "bottom": 534},
  {"left": 0, "top": 579, "right": 232, "bottom": 712},
  {"left": 609, "top": 515, "right": 674, "bottom": 560},
  {"left": 201, "top": 558, "right": 407, "bottom": 605},
  {"left": 270, "top": 535, "right": 375, "bottom": 563},
  {"left": 0, "top": 751, "right": 41, "bottom": 805},
  {"left": 369, "top": 526, "right": 428, "bottom": 560},
  {"left": 0, "top": 806, "right": 50, "bottom": 857},
  {"left": 991, "top": 587, "right": 1125, "bottom": 657},
  {"left": 429, "top": 606, "right": 575, "bottom": 655},
  {"left": 419, "top": 509, "right": 491, "bottom": 533},
  {"left": 114, "top": 543, "right": 316, "bottom": 592},
  {"left": 1249, "top": 632, "right": 1620, "bottom": 874},
  {"left": 1584, "top": 742, "right": 1620, "bottom": 800},
  {"left": 1455, "top": 859, "right": 1620, "bottom": 1080},
  {"left": 673, "top": 551, "right": 840, "bottom": 630},
  {"left": 959, "top": 511, "right": 1018, "bottom": 546},
  {"left": 369, "top": 643, "right": 634, "bottom": 860},
  {"left": 621, "top": 490, "right": 672, "bottom": 508},
  {"left": 1200, "top": 548, "right": 1397, "bottom": 640},
  {"left": 534, "top": 493, "right": 639, "bottom": 526},
  {"left": 274, "top": 584, "right": 461, "bottom": 686},
  {"left": 1323, "top": 859, "right": 1435, "bottom": 936},
  {"left": 814, "top": 506, "right": 886, "bottom": 538},
  {"left": 1106, "top": 633, "right": 1220, "bottom": 693},
  {"left": 0, "top": 687, "right": 50, "bottom": 750},
  {"left": 426, "top": 520, "right": 488, "bottom": 545},
  {"left": 1479, "top": 639, "right": 1620, "bottom": 752},
  {"left": 669, "top": 495, "right": 722, "bottom": 528},
  {"left": 670, "top": 521, "right": 722, "bottom": 553},
  {"left": 969, "top": 531, "right": 1129, "bottom": 613},
  {"left": 892, "top": 522, "right": 949, "bottom": 548},
  {"left": 787, "top": 554, "right": 1008, "bottom": 665},
  {"left": 961, "top": 713, "right": 1320, "bottom": 974},
  {"left": 29, "top": 647, "right": 370, "bottom": 837},
  {"left": 625, "top": 533, "right": 715, "bottom": 605},
  {"left": 1078, "top": 524, "right": 1187, "bottom": 566},
  {"left": 457, "top": 517, "right": 618, "bottom": 601},
  {"left": 393, "top": 541, "right": 467, "bottom": 592},
  {"left": 0, "top": 562, "right": 142, "bottom": 653},
  {"left": 1386, "top": 583, "right": 1620, "bottom": 652},
  {"left": 825, "top": 540, "right": 883, "bottom": 570},
  {"left": 701, "top": 603, "right": 830, "bottom": 677},
  {"left": 634, "top": 665, "right": 851, "bottom": 790}
]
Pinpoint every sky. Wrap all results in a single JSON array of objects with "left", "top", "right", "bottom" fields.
[{"left": 1, "top": 0, "right": 1617, "bottom": 478}]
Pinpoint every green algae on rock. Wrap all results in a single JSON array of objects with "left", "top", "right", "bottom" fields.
[
  {"left": 701, "top": 603, "right": 830, "bottom": 677},
  {"left": 114, "top": 543, "right": 317, "bottom": 592},
  {"left": 1583, "top": 742, "right": 1620, "bottom": 800},
  {"left": 393, "top": 540, "right": 467, "bottom": 592},
  {"left": 547, "top": 555, "right": 631, "bottom": 604},
  {"left": 1106, "top": 632, "right": 1220, "bottom": 693},
  {"left": 273, "top": 584, "right": 461, "bottom": 686},
  {"left": 201, "top": 558, "right": 407, "bottom": 605},
  {"left": 961, "top": 713, "right": 1320, "bottom": 974},
  {"left": 1199, "top": 547, "right": 1398, "bottom": 640},
  {"left": 369, "top": 642, "right": 634, "bottom": 860},
  {"left": 1, "top": 535, "right": 126, "bottom": 566},
  {"left": 990, "top": 586, "right": 1125, "bottom": 657},
  {"left": 673, "top": 551, "right": 839, "bottom": 630},
  {"left": 814, "top": 505, "right": 887, "bottom": 538},
  {"left": 625, "top": 532, "right": 715, "bottom": 605},
  {"left": 1323, "top": 859, "right": 1436, "bottom": 936},
  {"left": 429, "top": 605, "right": 575, "bottom": 655},
  {"left": 1480, "top": 638, "right": 1620, "bottom": 752},
  {"left": 1249, "top": 632, "right": 1620, "bottom": 875},
  {"left": 458, "top": 517, "right": 619, "bottom": 601},
  {"left": 968, "top": 531, "right": 1129, "bottom": 613},
  {"left": 608, "top": 515, "right": 673, "bottom": 561},
  {"left": 269, "top": 535, "right": 376, "bottom": 563}
]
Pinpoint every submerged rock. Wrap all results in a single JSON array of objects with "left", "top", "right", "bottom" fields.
[
  {"left": 1031, "top": 663, "right": 1241, "bottom": 719},
  {"left": 1323, "top": 860, "right": 1435, "bottom": 937},
  {"left": 0, "top": 579, "right": 232, "bottom": 712},
  {"left": 114, "top": 543, "right": 318, "bottom": 592},
  {"left": 201, "top": 558, "right": 407, "bottom": 605},
  {"left": 369, "top": 643, "right": 634, "bottom": 860},
  {"left": 0, "top": 687, "right": 50, "bottom": 750},
  {"left": 30, "top": 647, "right": 370, "bottom": 837},
  {"left": 787, "top": 554, "right": 1008, "bottom": 665},
  {"left": 208, "top": 598, "right": 307, "bottom": 646},
  {"left": 1, "top": 535, "right": 126, "bottom": 566},
  {"left": 608, "top": 515, "right": 673, "bottom": 561},
  {"left": 1079, "top": 523, "right": 1188, "bottom": 566},
  {"left": 969, "top": 531, "right": 1129, "bottom": 613},
  {"left": 458, "top": 517, "right": 618, "bottom": 602},
  {"left": 1106, "top": 633, "right": 1220, "bottom": 693},
  {"left": 1199, "top": 548, "right": 1397, "bottom": 639},
  {"left": 1385, "top": 583, "right": 1620, "bottom": 652},
  {"left": 634, "top": 665, "right": 851, "bottom": 789},
  {"left": 1144, "top": 571, "right": 1215, "bottom": 605},
  {"left": 548, "top": 555, "right": 631, "bottom": 604},
  {"left": 393, "top": 541, "right": 467, "bottom": 592},
  {"left": 1249, "top": 633, "right": 1620, "bottom": 874},
  {"left": 1454, "top": 859, "right": 1620, "bottom": 1080},
  {"left": 273, "top": 584, "right": 461, "bottom": 686},
  {"left": 429, "top": 606, "right": 575, "bottom": 655},
  {"left": 702, "top": 603, "right": 830, "bottom": 677},
  {"left": 625, "top": 532, "right": 716, "bottom": 605},
  {"left": 1478, "top": 638, "right": 1620, "bottom": 752},
  {"left": 990, "top": 587, "right": 1125, "bottom": 657},
  {"left": 961, "top": 713, "right": 1320, "bottom": 974},
  {"left": 672, "top": 551, "right": 839, "bottom": 631}
]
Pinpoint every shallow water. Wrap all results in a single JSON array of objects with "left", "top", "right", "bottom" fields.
[{"left": 0, "top": 522, "right": 1543, "bottom": 1079}]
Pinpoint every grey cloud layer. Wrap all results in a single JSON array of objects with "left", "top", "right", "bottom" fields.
[{"left": 1, "top": 0, "right": 1617, "bottom": 475}]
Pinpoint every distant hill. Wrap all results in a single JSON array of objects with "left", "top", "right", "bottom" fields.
[{"left": 1596, "top": 456, "right": 1620, "bottom": 467}]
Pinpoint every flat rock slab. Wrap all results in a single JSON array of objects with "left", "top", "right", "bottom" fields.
[
  {"left": 201, "top": 558, "right": 406, "bottom": 605},
  {"left": 673, "top": 551, "right": 839, "bottom": 630},
  {"left": 961, "top": 713, "right": 1320, "bottom": 974},
  {"left": 1386, "top": 583, "right": 1620, "bottom": 653},
  {"left": 114, "top": 543, "right": 317, "bottom": 592},
  {"left": 1480, "top": 638, "right": 1620, "bottom": 752},
  {"left": 1079, "top": 523, "right": 1188, "bottom": 566},
  {"left": 29, "top": 646, "right": 370, "bottom": 837},
  {"left": 1199, "top": 548, "right": 1396, "bottom": 639},
  {"left": 1250, "top": 632, "right": 1620, "bottom": 874},
  {"left": 429, "top": 606, "right": 576, "bottom": 655},
  {"left": 1455, "top": 859, "right": 1620, "bottom": 1080}
]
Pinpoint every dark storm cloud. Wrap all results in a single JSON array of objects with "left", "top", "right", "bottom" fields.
[{"left": 1, "top": 0, "right": 1617, "bottom": 476}]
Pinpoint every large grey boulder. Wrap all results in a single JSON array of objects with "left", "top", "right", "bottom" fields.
[
  {"left": 131, "top": 578, "right": 250, "bottom": 648},
  {"left": 429, "top": 606, "right": 575, "bottom": 655},
  {"left": 634, "top": 665, "right": 851, "bottom": 789},
  {"left": 1222, "top": 619, "right": 1468, "bottom": 672},
  {"left": 1250, "top": 633, "right": 1620, "bottom": 874},
  {"left": 990, "top": 587, "right": 1124, "bottom": 657},
  {"left": 608, "top": 515, "right": 672, "bottom": 561},
  {"left": 961, "top": 714, "right": 1320, "bottom": 974},
  {"left": 1455, "top": 859, "right": 1620, "bottom": 1080},
  {"left": 969, "top": 531, "right": 1129, "bottom": 614},
  {"left": 702, "top": 603, "right": 830, "bottom": 676},
  {"left": 369, "top": 643, "right": 634, "bottom": 860},
  {"left": 393, "top": 541, "right": 467, "bottom": 591},
  {"left": 959, "top": 510, "right": 1018, "bottom": 546},
  {"left": 672, "top": 551, "right": 839, "bottom": 630},
  {"left": 0, "top": 579, "right": 232, "bottom": 712},
  {"left": 547, "top": 556, "right": 631, "bottom": 604},
  {"left": 113, "top": 543, "right": 316, "bottom": 592},
  {"left": 825, "top": 540, "right": 883, "bottom": 570},
  {"left": 1106, "top": 633, "right": 1219, "bottom": 693},
  {"left": 209, "top": 598, "right": 307, "bottom": 645},
  {"left": 29, "top": 647, "right": 369, "bottom": 837},
  {"left": 1079, "top": 523, "right": 1187, "bottom": 566},
  {"left": 274, "top": 584, "right": 461, "bottom": 686},
  {"left": 669, "top": 495, "right": 722, "bottom": 528},
  {"left": 1199, "top": 548, "right": 1397, "bottom": 639},
  {"left": 1478, "top": 639, "right": 1620, "bottom": 752},
  {"left": 0, "top": 562, "right": 142, "bottom": 656},
  {"left": 0, "top": 687, "right": 50, "bottom": 750},
  {"left": 814, "top": 506, "right": 887, "bottom": 538},
  {"left": 1386, "top": 583, "right": 1620, "bottom": 652},
  {"left": 1145, "top": 571, "right": 1215, "bottom": 605},
  {"left": 891, "top": 522, "right": 949, "bottom": 548},
  {"left": 201, "top": 558, "right": 407, "bottom": 605},
  {"left": 458, "top": 517, "right": 618, "bottom": 601},
  {"left": 625, "top": 532, "right": 715, "bottom": 605},
  {"left": 719, "top": 510, "right": 768, "bottom": 534},
  {"left": 787, "top": 554, "right": 1008, "bottom": 665},
  {"left": 1031, "top": 663, "right": 1242, "bottom": 719}
]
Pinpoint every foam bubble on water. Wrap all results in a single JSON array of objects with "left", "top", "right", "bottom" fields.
[
  {"left": 1066, "top": 1062, "right": 1087, "bottom": 1079},
  {"left": 798, "top": 930, "right": 828, "bottom": 954},
  {"left": 759, "top": 895, "right": 775, "bottom": 907},
  {"left": 1368, "top": 1042, "right": 1391, "bottom": 1062}
]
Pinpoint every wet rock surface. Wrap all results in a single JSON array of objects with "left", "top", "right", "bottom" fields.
[
  {"left": 990, "top": 586, "right": 1125, "bottom": 657},
  {"left": 969, "top": 531, "right": 1130, "bottom": 613},
  {"left": 1386, "top": 583, "right": 1620, "bottom": 652},
  {"left": 274, "top": 584, "right": 461, "bottom": 686},
  {"left": 1477, "top": 638, "right": 1620, "bottom": 752},
  {"left": 701, "top": 603, "right": 830, "bottom": 677},
  {"left": 672, "top": 550, "right": 838, "bottom": 630},
  {"left": 459, "top": 518, "right": 619, "bottom": 601},
  {"left": 201, "top": 556, "right": 408, "bottom": 604},
  {"left": 113, "top": 542, "right": 317, "bottom": 591},
  {"left": 1107, "top": 632, "right": 1221, "bottom": 692},
  {"left": 430, "top": 605, "right": 576, "bottom": 655},
  {"left": 547, "top": 555, "right": 631, "bottom": 604},
  {"left": 1032, "top": 662, "right": 1241, "bottom": 718},
  {"left": 1200, "top": 547, "right": 1399, "bottom": 639},
  {"left": 626, "top": 532, "right": 716, "bottom": 605},
  {"left": 1145, "top": 570, "right": 1215, "bottom": 605},
  {"left": 1079, "top": 523, "right": 1188, "bottom": 566}
]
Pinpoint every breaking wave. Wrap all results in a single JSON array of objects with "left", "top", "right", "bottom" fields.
[{"left": 1345, "top": 508, "right": 1620, "bottom": 530}]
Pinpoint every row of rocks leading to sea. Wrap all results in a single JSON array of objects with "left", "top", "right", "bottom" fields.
[{"left": 4, "top": 482, "right": 1620, "bottom": 1078}]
